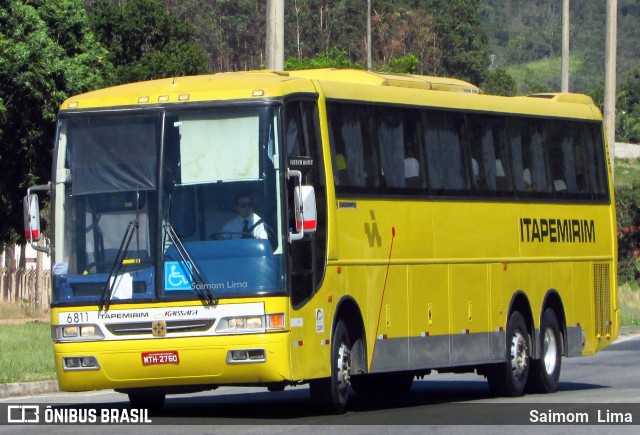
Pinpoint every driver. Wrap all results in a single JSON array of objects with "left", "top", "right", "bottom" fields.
[{"left": 221, "top": 192, "right": 269, "bottom": 240}]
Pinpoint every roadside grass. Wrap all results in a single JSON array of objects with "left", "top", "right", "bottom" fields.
[
  {"left": 619, "top": 282, "right": 640, "bottom": 327},
  {"left": 0, "top": 302, "right": 49, "bottom": 321},
  {"left": 614, "top": 157, "right": 640, "bottom": 187},
  {"left": 0, "top": 322, "right": 55, "bottom": 383}
]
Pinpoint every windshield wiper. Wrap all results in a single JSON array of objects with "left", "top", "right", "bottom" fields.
[
  {"left": 164, "top": 222, "right": 217, "bottom": 305},
  {"left": 99, "top": 219, "right": 138, "bottom": 311}
]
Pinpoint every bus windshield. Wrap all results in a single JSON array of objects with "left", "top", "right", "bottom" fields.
[{"left": 52, "top": 106, "right": 285, "bottom": 305}]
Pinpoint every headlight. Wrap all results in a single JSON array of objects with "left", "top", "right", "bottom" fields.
[
  {"left": 53, "top": 324, "right": 104, "bottom": 341},
  {"left": 246, "top": 317, "right": 263, "bottom": 329},
  {"left": 62, "top": 326, "right": 79, "bottom": 338},
  {"left": 80, "top": 325, "right": 96, "bottom": 337},
  {"left": 217, "top": 316, "right": 264, "bottom": 333},
  {"left": 216, "top": 314, "right": 286, "bottom": 333}
]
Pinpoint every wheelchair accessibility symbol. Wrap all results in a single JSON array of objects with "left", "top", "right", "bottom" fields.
[{"left": 164, "top": 262, "right": 192, "bottom": 290}]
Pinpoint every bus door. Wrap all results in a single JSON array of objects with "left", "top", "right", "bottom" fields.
[{"left": 283, "top": 99, "right": 329, "bottom": 379}]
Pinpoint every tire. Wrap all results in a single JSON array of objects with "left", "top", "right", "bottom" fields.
[
  {"left": 309, "top": 320, "right": 351, "bottom": 414},
  {"left": 128, "top": 392, "right": 165, "bottom": 414},
  {"left": 527, "top": 308, "right": 562, "bottom": 393},
  {"left": 486, "top": 311, "right": 531, "bottom": 397}
]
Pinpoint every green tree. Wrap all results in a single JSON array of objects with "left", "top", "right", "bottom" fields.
[
  {"left": 379, "top": 54, "right": 420, "bottom": 74},
  {"left": 0, "top": 98, "right": 5, "bottom": 138},
  {"left": 481, "top": 67, "right": 517, "bottom": 96},
  {"left": 90, "top": 0, "right": 206, "bottom": 83},
  {"left": 617, "top": 68, "right": 640, "bottom": 143},
  {"left": 0, "top": 0, "right": 112, "bottom": 243},
  {"left": 403, "top": 0, "right": 488, "bottom": 85},
  {"left": 616, "top": 185, "right": 640, "bottom": 283},
  {"left": 619, "top": 68, "right": 640, "bottom": 114},
  {"left": 285, "top": 47, "right": 362, "bottom": 70},
  {"left": 165, "top": 0, "right": 265, "bottom": 72}
]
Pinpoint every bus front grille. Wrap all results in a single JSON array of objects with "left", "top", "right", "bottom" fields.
[{"left": 105, "top": 319, "right": 215, "bottom": 336}]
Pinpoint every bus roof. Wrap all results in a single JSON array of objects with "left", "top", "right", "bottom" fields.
[
  {"left": 288, "top": 68, "right": 481, "bottom": 93},
  {"left": 60, "top": 71, "right": 318, "bottom": 110},
  {"left": 60, "top": 69, "right": 600, "bottom": 121}
]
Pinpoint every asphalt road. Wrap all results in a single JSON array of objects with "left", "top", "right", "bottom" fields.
[{"left": 1, "top": 334, "right": 639, "bottom": 434}]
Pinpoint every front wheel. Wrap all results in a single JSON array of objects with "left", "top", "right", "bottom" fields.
[
  {"left": 486, "top": 311, "right": 531, "bottom": 397},
  {"left": 527, "top": 308, "right": 562, "bottom": 393},
  {"left": 309, "top": 320, "right": 351, "bottom": 414}
]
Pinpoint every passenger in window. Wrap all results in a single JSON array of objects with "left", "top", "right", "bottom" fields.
[
  {"left": 221, "top": 193, "right": 268, "bottom": 240},
  {"left": 334, "top": 153, "right": 348, "bottom": 185}
]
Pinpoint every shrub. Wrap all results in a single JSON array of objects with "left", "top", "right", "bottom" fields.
[{"left": 616, "top": 185, "right": 640, "bottom": 283}]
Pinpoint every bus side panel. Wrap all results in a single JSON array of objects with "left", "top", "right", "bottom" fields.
[
  {"left": 545, "top": 261, "right": 574, "bottom": 357},
  {"left": 369, "top": 265, "right": 410, "bottom": 372},
  {"left": 409, "top": 265, "right": 451, "bottom": 369},
  {"left": 288, "top": 296, "right": 332, "bottom": 381},
  {"left": 570, "top": 261, "right": 592, "bottom": 355},
  {"left": 488, "top": 263, "right": 515, "bottom": 360},
  {"left": 449, "top": 264, "right": 491, "bottom": 364}
]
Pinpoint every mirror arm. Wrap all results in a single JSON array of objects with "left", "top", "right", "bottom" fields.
[{"left": 27, "top": 183, "right": 51, "bottom": 196}]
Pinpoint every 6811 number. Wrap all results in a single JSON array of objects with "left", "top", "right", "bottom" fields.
[{"left": 65, "top": 312, "right": 89, "bottom": 324}]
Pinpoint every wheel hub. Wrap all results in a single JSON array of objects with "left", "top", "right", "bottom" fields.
[
  {"left": 542, "top": 327, "right": 558, "bottom": 375},
  {"left": 336, "top": 342, "right": 351, "bottom": 390},
  {"left": 510, "top": 330, "right": 528, "bottom": 377}
]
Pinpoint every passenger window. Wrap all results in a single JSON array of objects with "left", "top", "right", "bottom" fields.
[
  {"left": 510, "top": 119, "right": 550, "bottom": 196},
  {"left": 328, "top": 103, "right": 378, "bottom": 190},
  {"left": 584, "top": 123, "right": 609, "bottom": 200},
  {"left": 375, "top": 107, "right": 424, "bottom": 190},
  {"left": 546, "top": 120, "right": 590, "bottom": 198},
  {"left": 376, "top": 107, "right": 405, "bottom": 188},
  {"left": 466, "top": 115, "right": 513, "bottom": 196},
  {"left": 423, "top": 110, "right": 468, "bottom": 195}
]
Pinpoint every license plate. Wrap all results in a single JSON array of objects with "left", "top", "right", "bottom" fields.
[{"left": 141, "top": 351, "right": 179, "bottom": 366}]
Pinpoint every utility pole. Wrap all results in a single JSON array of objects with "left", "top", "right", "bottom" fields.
[
  {"left": 604, "top": 0, "right": 617, "bottom": 176},
  {"left": 561, "top": 0, "right": 569, "bottom": 92},
  {"left": 367, "top": 0, "right": 372, "bottom": 71},
  {"left": 266, "top": 0, "right": 284, "bottom": 71}
]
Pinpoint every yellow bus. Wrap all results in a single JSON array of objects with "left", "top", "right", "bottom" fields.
[{"left": 24, "top": 68, "right": 617, "bottom": 414}]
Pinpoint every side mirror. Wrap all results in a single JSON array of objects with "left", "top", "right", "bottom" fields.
[
  {"left": 23, "top": 183, "right": 51, "bottom": 254},
  {"left": 23, "top": 194, "right": 41, "bottom": 242},
  {"left": 295, "top": 185, "right": 317, "bottom": 233},
  {"left": 287, "top": 169, "right": 317, "bottom": 242}
]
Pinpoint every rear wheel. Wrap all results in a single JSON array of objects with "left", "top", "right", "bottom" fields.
[
  {"left": 309, "top": 320, "right": 351, "bottom": 414},
  {"left": 487, "top": 311, "right": 531, "bottom": 397},
  {"left": 527, "top": 308, "right": 562, "bottom": 393}
]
